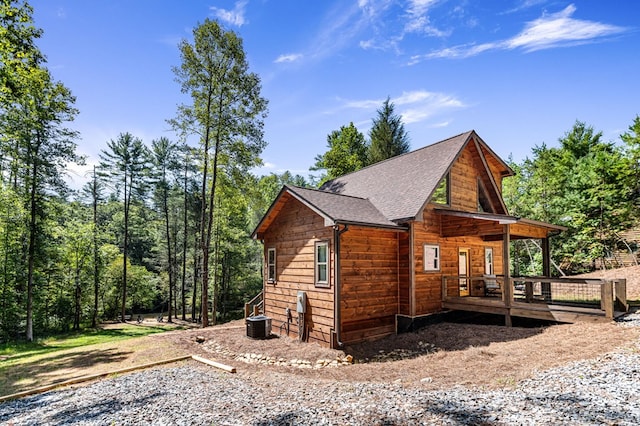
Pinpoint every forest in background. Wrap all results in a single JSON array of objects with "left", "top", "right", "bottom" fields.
[{"left": 2, "top": 1, "right": 640, "bottom": 342}]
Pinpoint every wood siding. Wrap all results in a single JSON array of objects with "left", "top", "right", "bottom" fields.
[
  {"left": 414, "top": 140, "right": 506, "bottom": 316},
  {"left": 449, "top": 141, "right": 481, "bottom": 211},
  {"left": 261, "top": 195, "right": 335, "bottom": 346},
  {"left": 413, "top": 207, "right": 504, "bottom": 315},
  {"left": 340, "top": 226, "right": 403, "bottom": 343}
]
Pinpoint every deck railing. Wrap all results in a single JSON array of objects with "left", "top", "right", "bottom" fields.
[
  {"left": 441, "top": 275, "right": 507, "bottom": 301},
  {"left": 442, "top": 275, "right": 628, "bottom": 319},
  {"left": 511, "top": 276, "right": 628, "bottom": 318}
]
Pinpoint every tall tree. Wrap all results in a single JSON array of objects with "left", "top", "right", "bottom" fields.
[
  {"left": 170, "top": 19, "right": 267, "bottom": 327},
  {"left": 150, "top": 136, "right": 179, "bottom": 323},
  {"left": 15, "top": 68, "right": 80, "bottom": 341},
  {"left": 504, "top": 121, "right": 633, "bottom": 274},
  {"left": 311, "top": 122, "right": 367, "bottom": 184},
  {"left": 99, "top": 133, "right": 148, "bottom": 322},
  {"left": 621, "top": 115, "right": 640, "bottom": 214},
  {"left": 81, "top": 166, "right": 104, "bottom": 328},
  {"left": 367, "top": 97, "right": 410, "bottom": 165}
]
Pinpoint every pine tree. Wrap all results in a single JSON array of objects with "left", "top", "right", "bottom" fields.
[{"left": 367, "top": 97, "right": 410, "bottom": 165}]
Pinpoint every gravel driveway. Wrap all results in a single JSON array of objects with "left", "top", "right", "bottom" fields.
[{"left": 2, "top": 313, "right": 640, "bottom": 425}]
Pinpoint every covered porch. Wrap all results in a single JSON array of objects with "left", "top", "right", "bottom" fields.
[{"left": 435, "top": 208, "right": 629, "bottom": 324}]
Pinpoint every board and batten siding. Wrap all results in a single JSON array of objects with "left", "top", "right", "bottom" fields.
[
  {"left": 261, "top": 196, "right": 335, "bottom": 346},
  {"left": 339, "top": 226, "right": 403, "bottom": 344}
]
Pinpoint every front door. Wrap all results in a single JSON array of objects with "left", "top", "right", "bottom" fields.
[{"left": 458, "top": 248, "right": 470, "bottom": 296}]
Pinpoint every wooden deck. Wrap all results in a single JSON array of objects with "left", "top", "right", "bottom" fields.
[
  {"left": 442, "top": 297, "right": 626, "bottom": 323},
  {"left": 442, "top": 276, "right": 629, "bottom": 325}
]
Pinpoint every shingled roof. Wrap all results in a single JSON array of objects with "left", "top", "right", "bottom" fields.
[
  {"left": 252, "top": 130, "right": 515, "bottom": 238},
  {"left": 320, "top": 130, "right": 474, "bottom": 222},
  {"left": 285, "top": 186, "right": 403, "bottom": 229}
]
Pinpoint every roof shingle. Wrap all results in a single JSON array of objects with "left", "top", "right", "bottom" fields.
[{"left": 320, "top": 131, "right": 473, "bottom": 222}]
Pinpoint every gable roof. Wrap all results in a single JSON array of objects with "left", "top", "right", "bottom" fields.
[
  {"left": 286, "top": 186, "right": 403, "bottom": 228},
  {"left": 321, "top": 130, "right": 511, "bottom": 222},
  {"left": 252, "top": 185, "right": 406, "bottom": 239}
]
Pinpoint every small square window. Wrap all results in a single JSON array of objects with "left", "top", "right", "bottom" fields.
[
  {"left": 424, "top": 244, "right": 440, "bottom": 271},
  {"left": 315, "top": 241, "right": 329, "bottom": 287}
]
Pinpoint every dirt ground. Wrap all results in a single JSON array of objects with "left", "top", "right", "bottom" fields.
[
  {"left": 158, "top": 314, "right": 639, "bottom": 390},
  {"left": 575, "top": 264, "right": 640, "bottom": 300},
  {"left": 5, "top": 266, "right": 640, "bottom": 397}
]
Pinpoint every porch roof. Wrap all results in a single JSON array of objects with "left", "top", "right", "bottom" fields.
[{"left": 435, "top": 208, "right": 566, "bottom": 240}]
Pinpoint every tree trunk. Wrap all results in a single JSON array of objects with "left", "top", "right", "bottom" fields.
[
  {"left": 164, "top": 194, "right": 173, "bottom": 323},
  {"left": 192, "top": 232, "right": 199, "bottom": 322},
  {"left": 73, "top": 272, "right": 81, "bottom": 330},
  {"left": 26, "top": 153, "right": 38, "bottom": 341},
  {"left": 199, "top": 89, "right": 214, "bottom": 328},
  {"left": 91, "top": 167, "right": 99, "bottom": 328},
  {"left": 181, "top": 161, "right": 188, "bottom": 321},
  {"left": 121, "top": 173, "right": 129, "bottom": 323}
]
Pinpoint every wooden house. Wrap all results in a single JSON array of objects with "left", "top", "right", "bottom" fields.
[{"left": 251, "top": 130, "right": 614, "bottom": 348}]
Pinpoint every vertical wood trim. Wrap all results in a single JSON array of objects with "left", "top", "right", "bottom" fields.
[
  {"left": 397, "top": 232, "right": 400, "bottom": 317},
  {"left": 614, "top": 279, "right": 628, "bottom": 312},
  {"left": 410, "top": 224, "right": 416, "bottom": 317},
  {"left": 603, "top": 281, "right": 614, "bottom": 319},
  {"left": 541, "top": 237, "right": 552, "bottom": 302},
  {"left": 502, "top": 224, "right": 512, "bottom": 326},
  {"left": 541, "top": 238, "right": 551, "bottom": 277}
]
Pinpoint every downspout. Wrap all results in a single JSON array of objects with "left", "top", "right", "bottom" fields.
[{"left": 333, "top": 223, "right": 349, "bottom": 348}]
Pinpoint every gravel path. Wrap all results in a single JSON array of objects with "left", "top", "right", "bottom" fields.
[{"left": 2, "top": 313, "right": 640, "bottom": 425}]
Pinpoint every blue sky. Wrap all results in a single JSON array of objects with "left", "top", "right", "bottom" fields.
[{"left": 30, "top": 1, "right": 639, "bottom": 187}]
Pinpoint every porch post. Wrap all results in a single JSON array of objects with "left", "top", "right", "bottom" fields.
[
  {"left": 503, "top": 224, "right": 512, "bottom": 327},
  {"left": 541, "top": 237, "right": 552, "bottom": 302},
  {"left": 541, "top": 238, "right": 551, "bottom": 276}
]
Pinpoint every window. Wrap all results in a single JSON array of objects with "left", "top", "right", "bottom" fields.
[
  {"left": 423, "top": 244, "right": 440, "bottom": 271},
  {"left": 484, "top": 248, "right": 494, "bottom": 275},
  {"left": 478, "top": 179, "right": 493, "bottom": 213},
  {"left": 431, "top": 173, "right": 450, "bottom": 205},
  {"left": 315, "top": 241, "right": 329, "bottom": 287},
  {"left": 267, "top": 248, "right": 276, "bottom": 283}
]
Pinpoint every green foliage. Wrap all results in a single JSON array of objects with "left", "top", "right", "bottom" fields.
[
  {"left": 170, "top": 18, "right": 268, "bottom": 326},
  {"left": 504, "top": 120, "right": 635, "bottom": 274},
  {"left": 311, "top": 98, "right": 410, "bottom": 184},
  {"left": 312, "top": 122, "right": 367, "bottom": 184},
  {"left": 251, "top": 171, "right": 309, "bottom": 224},
  {"left": 367, "top": 97, "right": 410, "bottom": 165}
]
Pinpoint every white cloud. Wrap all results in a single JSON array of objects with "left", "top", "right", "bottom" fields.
[
  {"left": 403, "top": 0, "right": 449, "bottom": 37},
  {"left": 412, "top": 4, "right": 627, "bottom": 62},
  {"left": 274, "top": 53, "right": 303, "bottom": 64},
  {"left": 505, "top": 4, "right": 624, "bottom": 51},
  {"left": 210, "top": 0, "right": 248, "bottom": 27},
  {"left": 394, "top": 91, "right": 466, "bottom": 124},
  {"left": 338, "top": 90, "right": 466, "bottom": 125}
]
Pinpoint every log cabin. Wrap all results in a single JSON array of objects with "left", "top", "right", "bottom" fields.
[{"left": 251, "top": 130, "right": 586, "bottom": 348}]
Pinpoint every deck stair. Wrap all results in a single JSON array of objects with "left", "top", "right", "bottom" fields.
[{"left": 244, "top": 291, "right": 264, "bottom": 318}]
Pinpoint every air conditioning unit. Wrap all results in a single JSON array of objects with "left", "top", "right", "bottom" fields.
[{"left": 246, "top": 315, "right": 271, "bottom": 339}]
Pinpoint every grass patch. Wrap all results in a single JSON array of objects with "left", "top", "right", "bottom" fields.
[
  {"left": 0, "top": 324, "right": 172, "bottom": 359},
  {"left": 0, "top": 323, "right": 182, "bottom": 396}
]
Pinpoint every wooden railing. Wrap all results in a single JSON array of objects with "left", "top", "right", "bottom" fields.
[
  {"left": 442, "top": 275, "right": 628, "bottom": 319},
  {"left": 244, "top": 291, "right": 264, "bottom": 318},
  {"left": 442, "top": 275, "right": 507, "bottom": 301},
  {"left": 511, "top": 277, "right": 628, "bottom": 319}
]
